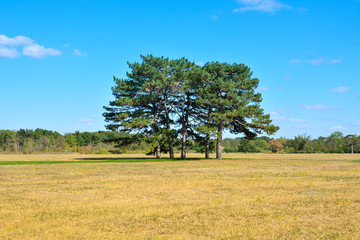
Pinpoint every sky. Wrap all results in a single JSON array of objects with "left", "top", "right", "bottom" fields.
[{"left": 0, "top": 0, "right": 359, "bottom": 139}]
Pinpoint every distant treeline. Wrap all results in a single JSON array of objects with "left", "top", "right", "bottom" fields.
[
  {"left": 0, "top": 129, "right": 148, "bottom": 154},
  {"left": 223, "top": 132, "right": 360, "bottom": 154},
  {"left": 0, "top": 129, "right": 358, "bottom": 154}
]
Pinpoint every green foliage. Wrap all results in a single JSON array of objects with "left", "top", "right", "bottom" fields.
[
  {"left": 104, "top": 55, "right": 279, "bottom": 159},
  {"left": 0, "top": 129, "right": 133, "bottom": 154},
  {"left": 0, "top": 129, "right": 358, "bottom": 154}
]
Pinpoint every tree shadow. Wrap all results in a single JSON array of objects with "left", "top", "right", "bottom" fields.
[{"left": 77, "top": 157, "right": 206, "bottom": 162}]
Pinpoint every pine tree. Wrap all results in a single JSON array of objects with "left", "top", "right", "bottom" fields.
[
  {"left": 103, "top": 55, "right": 166, "bottom": 158},
  {"left": 164, "top": 58, "right": 196, "bottom": 160},
  {"left": 199, "top": 62, "right": 279, "bottom": 159}
]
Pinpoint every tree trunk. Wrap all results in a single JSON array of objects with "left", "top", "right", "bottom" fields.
[
  {"left": 205, "top": 133, "right": 210, "bottom": 159},
  {"left": 154, "top": 105, "right": 161, "bottom": 159},
  {"left": 156, "top": 143, "right": 161, "bottom": 159},
  {"left": 181, "top": 121, "right": 187, "bottom": 160},
  {"left": 168, "top": 134, "right": 174, "bottom": 159},
  {"left": 352, "top": 143, "right": 354, "bottom": 154},
  {"left": 165, "top": 109, "right": 174, "bottom": 159},
  {"left": 205, "top": 107, "right": 212, "bottom": 159},
  {"left": 216, "top": 121, "right": 223, "bottom": 159}
]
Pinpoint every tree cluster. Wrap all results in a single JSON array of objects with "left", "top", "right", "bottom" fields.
[{"left": 103, "top": 55, "right": 278, "bottom": 159}]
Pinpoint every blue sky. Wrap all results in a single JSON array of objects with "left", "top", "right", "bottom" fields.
[{"left": 0, "top": 0, "right": 359, "bottom": 139}]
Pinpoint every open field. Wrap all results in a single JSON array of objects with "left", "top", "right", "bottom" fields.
[{"left": 1, "top": 153, "right": 360, "bottom": 239}]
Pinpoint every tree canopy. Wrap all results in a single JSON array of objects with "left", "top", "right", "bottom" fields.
[{"left": 103, "top": 54, "right": 279, "bottom": 159}]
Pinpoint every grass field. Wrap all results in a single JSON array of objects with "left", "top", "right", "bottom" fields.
[{"left": 1, "top": 153, "right": 360, "bottom": 239}]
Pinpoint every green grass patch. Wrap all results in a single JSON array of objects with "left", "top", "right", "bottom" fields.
[{"left": 0, "top": 158, "right": 204, "bottom": 166}]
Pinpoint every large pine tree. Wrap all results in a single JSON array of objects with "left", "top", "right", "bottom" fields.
[
  {"left": 198, "top": 62, "right": 279, "bottom": 159},
  {"left": 103, "top": 55, "right": 167, "bottom": 158}
]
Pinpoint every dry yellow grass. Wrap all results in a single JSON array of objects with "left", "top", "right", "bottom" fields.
[{"left": 1, "top": 153, "right": 360, "bottom": 239}]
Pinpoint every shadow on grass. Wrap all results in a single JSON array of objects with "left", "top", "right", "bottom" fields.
[
  {"left": 0, "top": 157, "right": 206, "bottom": 166},
  {"left": 77, "top": 157, "right": 205, "bottom": 161}
]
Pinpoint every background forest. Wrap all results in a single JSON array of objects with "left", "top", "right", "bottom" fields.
[{"left": 0, "top": 129, "right": 359, "bottom": 154}]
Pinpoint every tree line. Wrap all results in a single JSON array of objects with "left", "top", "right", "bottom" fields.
[
  {"left": 224, "top": 132, "right": 360, "bottom": 154},
  {"left": 1, "top": 129, "right": 358, "bottom": 154},
  {"left": 103, "top": 54, "right": 278, "bottom": 159},
  {"left": 0, "top": 129, "right": 139, "bottom": 154}
]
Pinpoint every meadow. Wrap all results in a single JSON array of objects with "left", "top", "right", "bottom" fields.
[{"left": 1, "top": 153, "right": 360, "bottom": 239}]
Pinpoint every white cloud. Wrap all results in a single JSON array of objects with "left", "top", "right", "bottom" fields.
[
  {"left": 0, "top": 46, "right": 18, "bottom": 58},
  {"left": 76, "top": 118, "right": 95, "bottom": 125},
  {"left": 271, "top": 116, "right": 287, "bottom": 120},
  {"left": 299, "top": 125, "right": 319, "bottom": 129},
  {"left": 290, "top": 57, "right": 342, "bottom": 66},
  {"left": 233, "top": 0, "right": 291, "bottom": 13},
  {"left": 0, "top": 35, "right": 34, "bottom": 46},
  {"left": 23, "top": 44, "right": 61, "bottom": 58},
  {"left": 330, "top": 126, "right": 346, "bottom": 130},
  {"left": 195, "top": 61, "right": 204, "bottom": 66},
  {"left": 288, "top": 118, "right": 307, "bottom": 123},
  {"left": 258, "top": 86, "right": 269, "bottom": 91},
  {"left": 73, "top": 49, "right": 88, "bottom": 57},
  {"left": 300, "top": 104, "right": 335, "bottom": 111},
  {"left": 308, "top": 58, "right": 326, "bottom": 65},
  {"left": 0, "top": 34, "right": 61, "bottom": 59},
  {"left": 271, "top": 115, "right": 308, "bottom": 123},
  {"left": 327, "top": 59, "right": 342, "bottom": 64},
  {"left": 331, "top": 86, "right": 350, "bottom": 93},
  {"left": 353, "top": 121, "right": 360, "bottom": 126},
  {"left": 283, "top": 75, "right": 291, "bottom": 80}
]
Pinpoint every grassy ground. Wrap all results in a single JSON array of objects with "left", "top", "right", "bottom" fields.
[{"left": 1, "top": 153, "right": 360, "bottom": 239}]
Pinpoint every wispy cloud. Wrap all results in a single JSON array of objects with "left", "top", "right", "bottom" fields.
[
  {"left": 73, "top": 49, "right": 88, "bottom": 57},
  {"left": 355, "top": 92, "right": 360, "bottom": 98},
  {"left": 271, "top": 116, "right": 286, "bottom": 120},
  {"left": 288, "top": 118, "right": 307, "bottom": 123},
  {"left": 330, "top": 126, "right": 346, "bottom": 130},
  {"left": 353, "top": 121, "right": 360, "bottom": 126},
  {"left": 331, "top": 86, "right": 350, "bottom": 93},
  {"left": 76, "top": 118, "right": 95, "bottom": 125},
  {"left": 290, "top": 57, "right": 342, "bottom": 66},
  {"left": 299, "top": 124, "right": 319, "bottom": 129},
  {"left": 258, "top": 86, "right": 269, "bottom": 91},
  {"left": 210, "top": 15, "right": 219, "bottom": 21},
  {"left": 233, "top": 0, "right": 291, "bottom": 13},
  {"left": 300, "top": 104, "right": 335, "bottom": 111},
  {"left": 195, "top": 61, "right": 204, "bottom": 66},
  {"left": 283, "top": 75, "right": 291, "bottom": 80},
  {"left": 271, "top": 112, "right": 308, "bottom": 123},
  {"left": 0, "top": 34, "right": 61, "bottom": 59}
]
